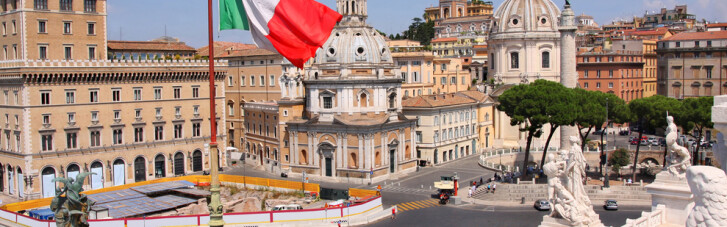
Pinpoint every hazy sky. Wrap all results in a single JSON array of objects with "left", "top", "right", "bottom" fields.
[{"left": 107, "top": 0, "right": 727, "bottom": 48}]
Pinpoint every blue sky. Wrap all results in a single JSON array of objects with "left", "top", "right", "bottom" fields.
[{"left": 107, "top": 0, "right": 727, "bottom": 48}]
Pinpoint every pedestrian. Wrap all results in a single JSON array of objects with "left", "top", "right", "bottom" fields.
[
  {"left": 487, "top": 184, "right": 491, "bottom": 193},
  {"left": 479, "top": 177, "right": 483, "bottom": 186},
  {"left": 472, "top": 184, "right": 477, "bottom": 194},
  {"left": 468, "top": 187, "right": 472, "bottom": 198},
  {"left": 392, "top": 207, "right": 396, "bottom": 219},
  {"left": 492, "top": 183, "right": 497, "bottom": 194}
]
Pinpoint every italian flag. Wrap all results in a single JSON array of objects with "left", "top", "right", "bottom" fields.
[{"left": 220, "top": 0, "right": 342, "bottom": 68}]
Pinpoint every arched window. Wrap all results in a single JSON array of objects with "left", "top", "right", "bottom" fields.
[
  {"left": 542, "top": 51, "right": 550, "bottom": 68},
  {"left": 134, "top": 156, "right": 146, "bottom": 182},
  {"left": 173, "top": 152, "right": 184, "bottom": 175},
  {"left": 41, "top": 167, "right": 56, "bottom": 198},
  {"left": 90, "top": 161, "right": 103, "bottom": 189},
  {"left": 388, "top": 93, "right": 396, "bottom": 109},
  {"left": 193, "top": 150, "right": 203, "bottom": 171},
  {"left": 155, "top": 154, "right": 166, "bottom": 178},
  {"left": 113, "top": 159, "right": 125, "bottom": 186},
  {"left": 375, "top": 151, "right": 381, "bottom": 166}
]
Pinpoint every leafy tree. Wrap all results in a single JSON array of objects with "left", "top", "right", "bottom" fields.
[
  {"left": 497, "top": 80, "right": 550, "bottom": 180},
  {"left": 388, "top": 34, "right": 395, "bottom": 40},
  {"left": 376, "top": 29, "right": 387, "bottom": 37},
  {"left": 627, "top": 95, "right": 681, "bottom": 181},
  {"left": 609, "top": 148, "right": 631, "bottom": 174},
  {"left": 573, "top": 89, "right": 606, "bottom": 150},
  {"left": 536, "top": 80, "right": 576, "bottom": 168},
  {"left": 676, "top": 96, "right": 714, "bottom": 165},
  {"left": 400, "top": 17, "right": 435, "bottom": 45},
  {"left": 394, "top": 33, "right": 401, "bottom": 40}
]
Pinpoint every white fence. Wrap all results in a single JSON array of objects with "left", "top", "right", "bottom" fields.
[
  {"left": 622, "top": 204, "right": 666, "bottom": 227},
  {"left": 0, "top": 197, "right": 383, "bottom": 227}
]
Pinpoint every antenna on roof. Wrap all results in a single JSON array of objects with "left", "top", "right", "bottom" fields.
[{"left": 164, "top": 24, "right": 167, "bottom": 38}]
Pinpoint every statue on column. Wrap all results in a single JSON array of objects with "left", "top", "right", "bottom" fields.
[{"left": 665, "top": 115, "right": 691, "bottom": 177}]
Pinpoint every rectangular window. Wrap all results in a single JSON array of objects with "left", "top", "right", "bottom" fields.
[
  {"left": 584, "top": 83, "right": 589, "bottom": 88},
  {"left": 270, "top": 75, "right": 275, "bottom": 86},
  {"left": 42, "top": 114, "right": 50, "bottom": 124},
  {"left": 676, "top": 42, "right": 681, "bottom": 47},
  {"left": 228, "top": 76, "right": 233, "bottom": 86},
  {"left": 2, "top": 22, "right": 5, "bottom": 36},
  {"left": 441, "top": 77, "right": 446, "bottom": 85},
  {"left": 584, "top": 71, "right": 588, "bottom": 78},
  {"left": 63, "top": 22, "right": 72, "bottom": 34},
  {"left": 542, "top": 52, "right": 550, "bottom": 68},
  {"left": 64, "top": 46, "right": 72, "bottom": 60},
  {"left": 193, "top": 123, "right": 201, "bottom": 137},
  {"left": 510, "top": 52, "right": 519, "bottom": 69},
  {"left": 260, "top": 75, "right": 265, "bottom": 86},
  {"left": 173, "top": 87, "right": 181, "bottom": 99},
  {"left": 250, "top": 76, "right": 255, "bottom": 86},
  {"left": 112, "top": 129, "right": 123, "bottom": 145},
  {"left": 114, "top": 110, "right": 120, "bottom": 120},
  {"left": 451, "top": 77, "right": 456, "bottom": 84},
  {"left": 34, "top": 0, "right": 48, "bottom": 10},
  {"left": 134, "top": 128, "right": 144, "bottom": 142},
  {"left": 38, "top": 21, "right": 46, "bottom": 33},
  {"left": 154, "top": 126, "right": 164, "bottom": 141},
  {"left": 91, "top": 111, "right": 98, "bottom": 121},
  {"left": 87, "top": 23, "right": 95, "bottom": 35},
  {"left": 39, "top": 46, "right": 47, "bottom": 60},
  {"left": 609, "top": 82, "right": 614, "bottom": 88},
  {"left": 154, "top": 88, "right": 162, "bottom": 100},
  {"left": 596, "top": 82, "right": 601, "bottom": 88},
  {"left": 84, "top": 0, "right": 96, "bottom": 12},
  {"left": 65, "top": 90, "right": 75, "bottom": 104},
  {"left": 597, "top": 70, "right": 601, "bottom": 78},
  {"left": 192, "top": 87, "right": 199, "bottom": 98},
  {"left": 174, "top": 124, "right": 182, "bottom": 139},
  {"left": 11, "top": 20, "right": 15, "bottom": 34},
  {"left": 323, "top": 97, "right": 332, "bottom": 109},
  {"left": 240, "top": 76, "right": 245, "bottom": 87},
  {"left": 133, "top": 88, "right": 142, "bottom": 101},
  {"left": 41, "top": 91, "right": 50, "bottom": 105},
  {"left": 707, "top": 68, "right": 713, "bottom": 79},
  {"left": 609, "top": 70, "right": 614, "bottom": 78},
  {"left": 416, "top": 131, "right": 422, "bottom": 143},
  {"left": 41, "top": 134, "right": 53, "bottom": 151},
  {"left": 112, "top": 89, "right": 120, "bottom": 102},
  {"left": 90, "top": 131, "right": 100, "bottom": 147},
  {"left": 60, "top": 0, "right": 72, "bottom": 11},
  {"left": 66, "top": 132, "right": 77, "bottom": 149},
  {"left": 89, "top": 90, "right": 98, "bottom": 103},
  {"left": 88, "top": 46, "right": 96, "bottom": 60}
]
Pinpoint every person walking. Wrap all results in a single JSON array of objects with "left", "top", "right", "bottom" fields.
[
  {"left": 492, "top": 183, "right": 497, "bottom": 194},
  {"left": 391, "top": 207, "right": 396, "bottom": 220},
  {"left": 487, "top": 184, "right": 491, "bottom": 193},
  {"left": 468, "top": 187, "right": 473, "bottom": 198}
]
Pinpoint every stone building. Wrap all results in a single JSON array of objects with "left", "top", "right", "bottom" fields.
[
  {"left": 402, "top": 91, "right": 493, "bottom": 166},
  {"left": 656, "top": 30, "right": 727, "bottom": 98},
  {"left": 107, "top": 38, "right": 196, "bottom": 60},
  {"left": 577, "top": 50, "right": 645, "bottom": 102},
  {"left": 0, "top": 60, "right": 227, "bottom": 200},
  {"left": 424, "top": 0, "right": 493, "bottom": 39},
  {"left": 612, "top": 39, "right": 658, "bottom": 98},
  {"left": 0, "top": 0, "right": 107, "bottom": 61},
  {"left": 393, "top": 52, "right": 435, "bottom": 98}
]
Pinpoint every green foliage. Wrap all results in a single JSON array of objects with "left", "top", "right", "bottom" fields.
[
  {"left": 401, "top": 18, "right": 435, "bottom": 45},
  {"left": 609, "top": 148, "right": 631, "bottom": 172},
  {"left": 676, "top": 96, "right": 714, "bottom": 138},
  {"left": 376, "top": 29, "right": 387, "bottom": 37},
  {"left": 628, "top": 95, "right": 682, "bottom": 131},
  {"left": 573, "top": 89, "right": 607, "bottom": 144}
]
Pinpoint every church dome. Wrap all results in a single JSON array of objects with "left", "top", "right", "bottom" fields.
[
  {"left": 491, "top": 0, "right": 561, "bottom": 35},
  {"left": 306, "top": 0, "right": 398, "bottom": 81}
]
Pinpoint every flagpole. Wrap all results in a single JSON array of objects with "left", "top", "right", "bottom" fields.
[{"left": 207, "top": 0, "right": 225, "bottom": 226}]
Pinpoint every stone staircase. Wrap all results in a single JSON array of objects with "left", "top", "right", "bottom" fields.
[{"left": 472, "top": 183, "right": 651, "bottom": 203}]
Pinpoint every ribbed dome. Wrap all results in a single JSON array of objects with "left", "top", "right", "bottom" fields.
[{"left": 491, "top": 0, "right": 561, "bottom": 34}]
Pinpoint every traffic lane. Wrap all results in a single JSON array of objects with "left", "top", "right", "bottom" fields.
[
  {"left": 367, "top": 204, "right": 650, "bottom": 227},
  {"left": 396, "top": 155, "right": 495, "bottom": 189}
]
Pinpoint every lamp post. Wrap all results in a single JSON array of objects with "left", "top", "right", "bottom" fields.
[
  {"left": 206, "top": 0, "right": 224, "bottom": 225},
  {"left": 602, "top": 98, "right": 610, "bottom": 188}
]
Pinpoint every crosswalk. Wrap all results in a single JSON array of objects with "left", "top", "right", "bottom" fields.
[
  {"left": 376, "top": 185, "right": 434, "bottom": 195},
  {"left": 396, "top": 199, "right": 441, "bottom": 212}
]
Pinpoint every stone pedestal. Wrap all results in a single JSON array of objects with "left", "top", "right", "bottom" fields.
[
  {"left": 645, "top": 172, "right": 694, "bottom": 225},
  {"left": 449, "top": 196, "right": 463, "bottom": 205}
]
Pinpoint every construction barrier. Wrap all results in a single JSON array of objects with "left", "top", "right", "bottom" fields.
[
  {"left": 0, "top": 197, "right": 383, "bottom": 227},
  {"left": 349, "top": 188, "right": 379, "bottom": 198},
  {"left": 1, "top": 174, "right": 320, "bottom": 212}
]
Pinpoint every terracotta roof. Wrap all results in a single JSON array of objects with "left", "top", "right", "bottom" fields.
[
  {"left": 107, "top": 40, "right": 195, "bottom": 51},
  {"left": 218, "top": 48, "right": 279, "bottom": 58},
  {"left": 431, "top": 37, "right": 458, "bottom": 43},
  {"left": 706, "top": 23, "right": 727, "bottom": 28},
  {"left": 402, "top": 92, "right": 479, "bottom": 108},
  {"left": 197, "top": 41, "right": 258, "bottom": 57},
  {"left": 626, "top": 29, "right": 670, "bottom": 36},
  {"left": 662, "top": 31, "right": 727, "bottom": 41}
]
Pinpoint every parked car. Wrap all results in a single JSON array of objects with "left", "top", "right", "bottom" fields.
[
  {"left": 534, "top": 199, "right": 551, "bottom": 211},
  {"left": 630, "top": 138, "right": 639, "bottom": 145},
  {"left": 604, "top": 200, "right": 618, "bottom": 210},
  {"left": 640, "top": 139, "right": 649, "bottom": 146},
  {"left": 272, "top": 204, "right": 303, "bottom": 211}
]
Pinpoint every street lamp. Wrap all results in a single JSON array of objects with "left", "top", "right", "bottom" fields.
[{"left": 602, "top": 98, "right": 610, "bottom": 188}]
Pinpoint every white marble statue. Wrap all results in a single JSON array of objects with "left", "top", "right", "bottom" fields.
[
  {"left": 686, "top": 166, "right": 727, "bottom": 227},
  {"left": 714, "top": 133, "right": 727, "bottom": 173},
  {"left": 665, "top": 115, "right": 691, "bottom": 177},
  {"left": 542, "top": 136, "right": 602, "bottom": 226}
]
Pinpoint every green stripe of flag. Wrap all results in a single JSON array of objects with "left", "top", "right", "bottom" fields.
[{"left": 220, "top": 0, "right": 249, "bottom": 31}]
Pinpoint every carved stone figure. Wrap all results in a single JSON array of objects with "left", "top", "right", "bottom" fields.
[
  {"left": 542, "top": 137, "right": 602, "bottom": 226},
  {"left": 51, "top": 172, "right": 95, "bottom": 227},
  {"left": 686, "top": 166, "right": 727, "bottom": 227},
  {"left": 665, "top": 115, "right": 691, "bottom": 177}
]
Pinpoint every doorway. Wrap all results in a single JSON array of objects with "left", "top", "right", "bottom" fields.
[
  {"left": 41, "top": 167, "right": 55, "bottom": 198},
  {"left": 134, "top": 157, "right": 146, "bottom": 182},
  {"left": 325, "top": 158, "right": 332, "bottom": 177},
  {"left": 113, "top": 159, "right": 125, "bottom": 186},
  {"left": 90, "top": 162, "right": 103, "bottom": 189},
  {"left": 174, "top": 152, "right": 185, "bottom": 175},
  {"left": 389, "top": 149, "right": 395, "bottom": 173},
  {"left": 193, "top": 150, "right": 203, "bottom": 172},
  {"left": 155, "top": 155, "right": 166, "bottom": 178}
]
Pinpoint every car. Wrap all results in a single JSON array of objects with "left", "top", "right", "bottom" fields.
[
  {"left": 271, "top": 204, "right": 303, "bottom": 211},
  {"left": 630, "top": 138, "right": 639, "bottom": 145},
  {"left": 534, "top": 199, "right": 551, "bottom": 211},
  {"left": 640, "top": 139, "right": 649, "bottom": 146},
  {"left": 604, "top": 200, "right": 618, "bottom": 210}
]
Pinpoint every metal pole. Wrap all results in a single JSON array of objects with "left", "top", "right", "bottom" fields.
[
  {"left": 604, "top": 98, "right": 609, "bottom": 188},
  {"left": 207, "top": 0, "right": 224, "bottom": 225}
]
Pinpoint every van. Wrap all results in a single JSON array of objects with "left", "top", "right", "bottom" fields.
[{"left": 272, "top": 204, "right": 303, "bottom": 211}]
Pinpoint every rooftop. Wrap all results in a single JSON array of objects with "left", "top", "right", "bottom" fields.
[
  {"left": 197, "top": 41, "right": 258, "bottom": 57},
  {"left": 402, "top": 92, "right": 482, "bottom": 108},
  {"left": 432, "top": 37, "right": 458, "bottom": 43},
  {"left": 107, "top": 40, "right": 196, "bottom": 51},
  {"left": 706, "top": 23, "right": 727, "bottom": 28},
  {"left": 661, "top": 30, "right": 727, "bottom": 41}
]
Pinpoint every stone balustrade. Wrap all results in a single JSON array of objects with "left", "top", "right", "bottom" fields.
[
  {"left": 622, "top": 204, "right": 666, "bottom": 227},
  {"left": 0, "top": 59, "right": 228, "bottom": 69}
]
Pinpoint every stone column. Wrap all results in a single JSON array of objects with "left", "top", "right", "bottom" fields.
[{"left": 558, "top": 3, "right": 578, "bottom": 151}]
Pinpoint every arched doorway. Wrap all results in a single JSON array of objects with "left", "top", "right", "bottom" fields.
[
  {"left": 174, "top": 152, "right": 185, "bottom": 175},
  {"left": 434, "top": 149, "right": 438, "bottom": 164},
  {"left": 154, "top": 155, "right": 166, "bottom": 178},
  {"left": 67, "top": 164, "right": 80, "bottom": 180},
  {"left": 389, "top": 140, "right": 399, "bottom": 174},
  {"left": 193, "top": 150, "right": 203, "bottom": 172},
  {"left": 7, "top": 165, "right": 13, "bottom": 194},
  {"left": 113, "top": 159, "right": 125, "bottom": 186},
  {"left": 134, "top": 157, "right": 146, "bottom": 182},
  {"left": 318, "top": 143, "right": 335, "bottom": 177},
  {"left": 41, "top": 167, "right": 56, "bottom": 198},
  {"left": 90, "top": 161, "right": 103, "bottom": 189},
  {"left": 16, "top": 167, "right": 23, "bottom": 198}
]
